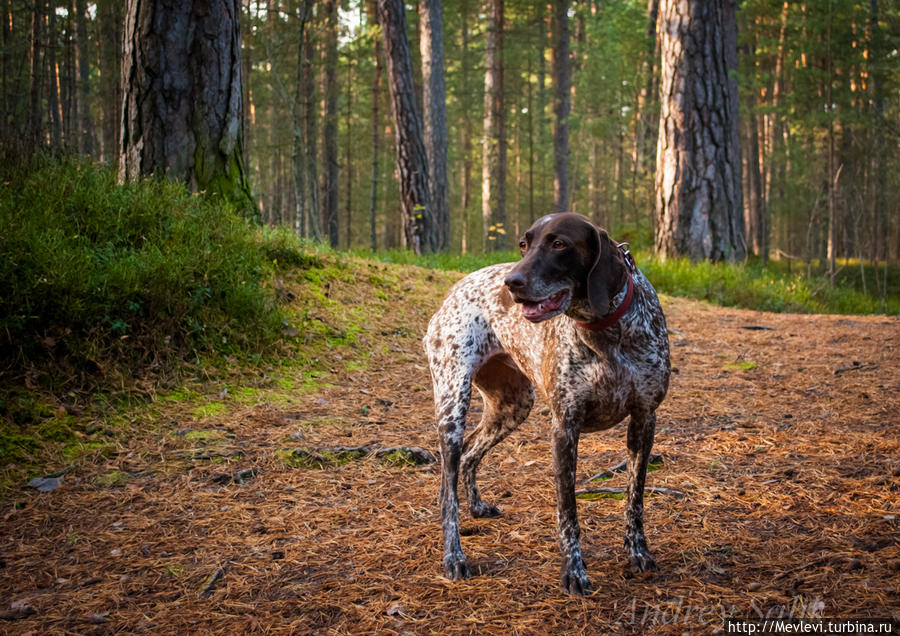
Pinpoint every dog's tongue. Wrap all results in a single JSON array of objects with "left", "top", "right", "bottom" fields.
[{"left": 522, "top": 290, "right": 567, "bottom": 321}]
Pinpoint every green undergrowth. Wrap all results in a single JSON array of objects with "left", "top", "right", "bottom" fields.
[
  {"left": 0, "top": 157, "right": 292, "bottom": 392},
  {"left": 639, "top": 254, "right": 899, "bottom": 315},
  {"left": 364, "top": 246, "right": 898, "bottom": 315}
]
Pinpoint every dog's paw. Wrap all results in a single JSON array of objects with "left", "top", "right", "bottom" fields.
[
  {"left": 627, "top": 550, "right": 658, "bottom": 576},
  {"left": 560, "top": 563, "right": 592, "bottom": 596},
  {"left": 443, "top": 556, "right": 472, "bottom": 580},
  {"left": 470, "top": 502, "right": 502, "bottom": 518}
]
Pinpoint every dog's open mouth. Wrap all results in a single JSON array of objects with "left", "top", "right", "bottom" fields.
[{"left": 519, "top": 289, "right": 570, "bottom": 322}]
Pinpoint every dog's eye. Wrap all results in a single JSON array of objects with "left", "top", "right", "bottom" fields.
[
  {"left": 552, "top": 239, "right": 566, "bottom": 250},
  {"left": 519, "top": 240, "right": 527, "bottom": 252}
]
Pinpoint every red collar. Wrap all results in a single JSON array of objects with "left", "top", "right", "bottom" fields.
[{"left": 576, "top": 271, "right": 634, "bottom": 331}]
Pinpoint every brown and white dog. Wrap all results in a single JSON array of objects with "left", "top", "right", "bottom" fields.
[{"left": 424, "top": 212, "right": 670, "bottom": 594}]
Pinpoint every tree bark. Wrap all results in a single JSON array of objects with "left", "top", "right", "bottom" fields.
[
  {"left": 74, "top": 0, "right": 92, "bottom": 154},
  {"left": 551, "top": 0, "right": 570, "bottom": 213},
  {"left": 367, "top": 0, "right": 381, "bottom": 252},
  {"left": 119, "top": 0, "right": 253, "bottom": 212},
  {"left": 654, "top": 0, "right": 746, "bottom": 262},
  {"left": 482, "top": 0, "right": 506, "bottom": 251},
  {"left": 27, "top": 0, "right": 42, "bottom": 151},
  {"left": 323, "top": 0, "right": 339, "bottom": 247},
  {"left": 419, "top": 0, "right": 449, "bottom": 251},
  {"left": 459, "top": 0, "right": 472, "bottom": 253},
  {"left": 300, "top": 1, "right": 321, "bottom": 239},
  {"left": 742, "top": 44, "right": 766, "bottom": 262},
  {"left": 97, "top": 0, "right": 123, "bottom": 162},
  {"left": 377, "top": 0, "right": 433, "bottom": 254},
  {"left": 45, "top": 4, "right": 61, "bottom": 148}
]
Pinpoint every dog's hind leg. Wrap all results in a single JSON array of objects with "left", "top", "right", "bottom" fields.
[
  {"left": 461, "top": 353, "right": 534, "bottom": 518},
  {"left": 624, "top": 410, "right": 658, "bottom": 574}
]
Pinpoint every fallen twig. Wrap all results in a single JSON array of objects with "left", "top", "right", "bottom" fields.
[
  {"left": 575, "top": 486, "right": 686, "bottom": 499},
  {"left": 833, "top": 362, "right": 877, "bottom": 375},
  {"left": 584, "top": 453, "right": 662, "bottom": 483}
]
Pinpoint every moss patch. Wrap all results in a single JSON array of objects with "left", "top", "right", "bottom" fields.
[
  {"left": 277, "top": 447, "right": 368, "bottom": 469},
  {"left": 576, "top": 491, "right": 626, "bottom": 501},
  {"left": 95, "top": 471, "right": 130, "bottom": 487},
  {"left": 723, "top": 361, "right": 758, "bottom": 371}
]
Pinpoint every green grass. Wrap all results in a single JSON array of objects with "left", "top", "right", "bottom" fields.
[
  {"left": 362, "top": 244, "right": 897, "bottom": 315},
  {"left": 639, "top": 252, "right": 899, "bottom": 315}
]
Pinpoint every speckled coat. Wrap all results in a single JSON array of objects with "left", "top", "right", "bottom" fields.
[{"left": 424, "top": 213, "right": 670, "bottom": 595}]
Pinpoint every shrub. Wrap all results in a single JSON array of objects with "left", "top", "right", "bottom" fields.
[{"left": 0, "top": 157, "right": 286, "bottom": 390}]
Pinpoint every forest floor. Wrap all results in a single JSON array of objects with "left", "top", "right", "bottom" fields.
[{"left": 1, "top": 257, "right": 899, "bottom": 635}]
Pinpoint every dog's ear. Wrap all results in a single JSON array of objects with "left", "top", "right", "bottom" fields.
[{"left": 586, "top": 227, "right": 620, "bottom": 316}]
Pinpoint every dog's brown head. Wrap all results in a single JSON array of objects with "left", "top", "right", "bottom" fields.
[{"left": 504, "top": 213, "right": 627, "bottom": 323}]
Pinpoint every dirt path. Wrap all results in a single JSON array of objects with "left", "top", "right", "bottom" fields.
[{"left": 2, "top": 289, "right": 898, "bottom": 634}]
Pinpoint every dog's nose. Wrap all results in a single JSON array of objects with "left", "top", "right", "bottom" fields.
[{"left": 504, "top": 272, "right": 526, "bottom": 291}]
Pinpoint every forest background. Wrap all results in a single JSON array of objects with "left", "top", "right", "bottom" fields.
[{"left": 2, "top": 0, "right": 897, "bottom": 296}]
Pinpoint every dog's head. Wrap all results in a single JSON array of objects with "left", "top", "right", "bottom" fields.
[{"left": 504, "top": 213, "right": 627, "bottom": 323}]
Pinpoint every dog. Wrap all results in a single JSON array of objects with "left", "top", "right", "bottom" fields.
[{"left": 424, "top": 212, "right": 670, "bottom": 594}]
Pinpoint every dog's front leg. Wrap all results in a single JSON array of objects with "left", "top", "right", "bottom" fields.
[
  {"left": 551, "top": 422, "right": 591, "bottom": 595},
  {"left": 624, "top": 410, "right": 658, "bottom": 574}
]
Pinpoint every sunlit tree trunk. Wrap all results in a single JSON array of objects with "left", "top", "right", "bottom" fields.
[
  {"left": 459, "top": 0, "right": 472, "bottom": 252},
  {"left": 322, "top": 0, "right": 339, "bottom": 246},
  {"left": 27, "top": 0, "right": 42, "bottom": 151},
  {"left": 551, "top": 0, "right": 570, "bottom": 213},
  {"left": 119, "top": 0, "right": 253, "bottom": 211},
  {"left": 378, "top": 0, "right": 433, "bottom": 254},
  {"left": 45, "top": 4, "right": 61, "bottom": 148},
  {"left": 97, "top": 0, "right": 123, "bottom": 162},
  {"left": 654, "top": 0, "right": 745, "bottom": 262},
  {"left": 482, "top": 0, "right": 506, "bottom": 251},
  {"left": 420, "top": 0, "right": 449, "bottom": 251}
]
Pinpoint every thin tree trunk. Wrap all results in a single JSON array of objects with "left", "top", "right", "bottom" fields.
[
  {"left": 323, "top": 0, "right": 339, "bottom": 247},
  {"left": 826, "top": 3, "right": 836, "bottom": 285},
  {"left": 742, "top": 44, "right": 765, "bottom": 261},
  {"left": 345, "top": 39, "right": 353, "bottom": 248},
  {"left": 302, "top": 3, "right": 321, "bottom": 239},
  {"left": 97, "top": 0, "right": 123, "bottom": 162},
  {"left": 419, "top": 0, "right": 449, "bottom": 251},
  {"left": 551, "top": 0, "right": 570, "bottom": 213},
  {"left": 654, "top": 0, "right": 745, "bottom": 262},
  {"left": 75, "top": 0, "right": 92, "bottom": 155},
  {"left": 0, "top": 0, "right": 8, "bottom": 133},
  {"left": 868, "top": 0, "right": 887, "bottom": 299},
  {"left": 367, "top": 0, "right": 381, "bottom": 252},
  {"left": 45, "top": 4, "right": 61, "bottom": 148},
  {"left": 377, "top": 0, "right": 433, "bottom": 254},
  {"left": 527, "top": 51, "right": 535, "bottom": 225},
  {"left": 536, "top": 2, "right": 548, "bottom": 213},
  {"left": 459, "top": 0, "right": 471, "bottom": 252},
  {"left": 28, "top": 0, "right": 42, "bottom": 151},
  {"left": 482, "top": 0, "right": 506, "bottom": 251}
]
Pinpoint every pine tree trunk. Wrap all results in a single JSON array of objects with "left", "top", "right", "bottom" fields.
[
  {"left": 482, "top": 0, "right": 506, "bottom": 251},
  {"left": 551, "top": 0, "right": 570, "bottom": 213},
  {"left": 74, "top": 0, "right": 92, "bottom": 155},
  {"left": 367, "top": 0, "right": 381, "bottom": 252},
  {"left": 97, "top": 0, "right": 123, "bottom": 162},
  {"left": 0, "top": 0, "right": 8, "bottom": 133},
  {"left": 654, "top": 0, "right": 746, "bottom": 262},
  {"left": 119, "top": 0, "right": 253, "bottom": 212},
  {"left": 300, "top": 1, "right": 321, "bottom": 239},
  {"left": 377, "top": 0, "right": 433, "bottom": 254},
  {"left": 323, "top": 0, "right": 339, "bottom": 247},
  {"left": 419, "top": 0, "right": 449, "bottom": 251},
  {"left": 27, "top": 0, "right": 42, "bottom": 152},
  {"left": 45, "top": 4, "right": 61, "bottom": 148},
  {"left": 459, "top": 0, "right": 472, "bottom": 253}
]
